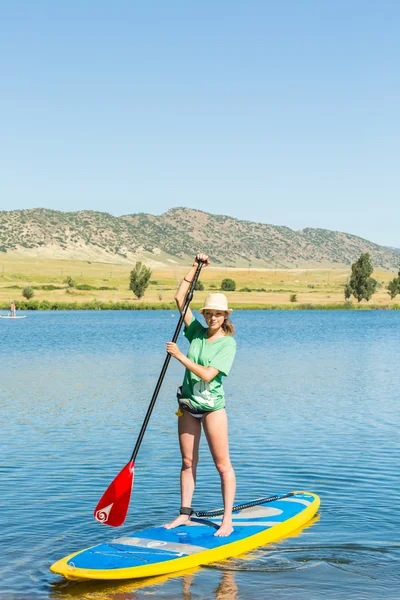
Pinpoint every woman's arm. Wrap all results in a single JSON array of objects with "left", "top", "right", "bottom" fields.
[
  {"left": 174, "top": 253, "right": 210, "bottom": 327},
  {"left": 166, "top": 342, "right": 219, "bottom": 383}
]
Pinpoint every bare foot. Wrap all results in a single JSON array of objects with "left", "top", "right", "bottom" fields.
[
  {"left": 164, "top": 514, "right": 191, "bottom": 529},
  {"left": 214, "top": 521, "right": 234, "bottom": 537}
]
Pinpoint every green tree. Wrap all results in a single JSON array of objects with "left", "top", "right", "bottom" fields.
[
  {"left": 64, "top": 276, "right": 76, "bottom": 288},
  {"left": 387, "top": 269, "right": 400, "bottom": 299},
  {"left": 22, "top": 286, "right": 34, "bottom": 300},
  {"left": 221, "top": 278, "right": 236, "bottom": 291},
  {"left": 346, "top": 253, "right": 377, "bottom": 302},
  {"left": 195, "top": 280, "right": 204, "bottom": 291},
  {"left": 129, "top": 262, "right": 152, "bottom": 299},
  {"left": 290, "top": 293, "right": 297, "bottom": 303}
]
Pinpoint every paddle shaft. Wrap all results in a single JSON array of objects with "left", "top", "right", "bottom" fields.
[{"left": 130, "top": 261, "right": 204, "bottom": 462}]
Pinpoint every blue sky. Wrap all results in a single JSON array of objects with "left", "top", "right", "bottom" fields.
[{"left": 1, "top": 1, "right": 399, "bottom": 247}]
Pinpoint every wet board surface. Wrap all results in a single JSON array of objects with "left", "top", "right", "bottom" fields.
[
  {"left": 50, "top": 491, "right": 320, "bottom": 580},
  {"left": 0, "top": 316, "right": 27, "bottom": 319}
]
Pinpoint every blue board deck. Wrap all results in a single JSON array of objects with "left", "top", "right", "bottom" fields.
[{"left": 50, "top": 491, "right": 320, "bottom": 580}]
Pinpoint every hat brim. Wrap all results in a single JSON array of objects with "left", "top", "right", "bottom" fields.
[{"left": 199, "top": 305, "right": 233, "bottom": 315}]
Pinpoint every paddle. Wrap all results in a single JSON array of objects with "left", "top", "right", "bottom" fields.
[{"left": 94, "top": 259, "right": 205, "bottom": 526}]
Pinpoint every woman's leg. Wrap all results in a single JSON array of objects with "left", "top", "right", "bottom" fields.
[
  {"left": 164, "top": 411, "right": 201, "bottom": 529},
  {"left": 202, "top": 409, "right": 236, "bottom": 537}
]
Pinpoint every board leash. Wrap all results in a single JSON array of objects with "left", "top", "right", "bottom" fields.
[{"left": 194, "top": 492, "right": 295, "bottom": 518}]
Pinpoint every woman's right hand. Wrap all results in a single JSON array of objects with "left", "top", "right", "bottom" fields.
[{"left": 194, "top": 252, "right": 210, "bottom": 267}]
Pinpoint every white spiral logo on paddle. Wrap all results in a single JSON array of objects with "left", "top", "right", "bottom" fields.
[{"left": 95, "top": 502, "right": 113, "bottom": 523}]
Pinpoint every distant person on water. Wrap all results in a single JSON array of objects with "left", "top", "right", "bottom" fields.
[
  {"left": 10, "top": 301, "right": 16, "bottom": 318},
  {"left": 165, "top": 253, "right": 237, "bottom": 537}
]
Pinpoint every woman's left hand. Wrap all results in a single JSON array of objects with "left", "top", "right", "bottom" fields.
[{"left": 166, "top": 342, "right": 183, "bottom": 360}]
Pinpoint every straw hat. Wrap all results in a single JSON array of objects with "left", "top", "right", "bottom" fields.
[{"left": 198, "top": 293, "right": 232, "bottom": 314}]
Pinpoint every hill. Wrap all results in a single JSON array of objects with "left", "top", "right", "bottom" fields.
[{"left": 0, "top": 207, "right": 398, "bottom": 269}]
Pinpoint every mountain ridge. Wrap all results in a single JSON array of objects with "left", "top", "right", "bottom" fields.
[{"left": 0, "top": 207, "right": 398, "bottom": 270}]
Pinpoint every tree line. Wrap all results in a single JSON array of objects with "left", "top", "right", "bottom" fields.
[
  {"left": 128, "top": 254, "right": 400, "bottom": 303},
  {"left": 12, "top": 255, "right": 399, "bottom": 303}
]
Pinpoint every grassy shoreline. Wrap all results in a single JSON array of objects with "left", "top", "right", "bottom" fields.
[
  {"left": 1, "top": 300, "right": 399, "bottom": 311},
  {"left": 1, "top": 254, "right": 399, "bottom": 310}
]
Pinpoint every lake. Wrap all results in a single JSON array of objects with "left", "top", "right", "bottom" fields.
[{"left": 1, "top": 310, "right": 399, "bottom": 599}]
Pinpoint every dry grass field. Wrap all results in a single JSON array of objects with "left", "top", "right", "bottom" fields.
[{"left": 0, "top": 252, "right": 398, "bottom": 308}]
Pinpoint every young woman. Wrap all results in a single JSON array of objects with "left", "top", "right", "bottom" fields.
[{"left": 165, "top": 253, "right": 237, "bottom": 537}]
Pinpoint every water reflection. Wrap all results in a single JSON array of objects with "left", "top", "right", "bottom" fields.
[
  {"left": 212, "top": 572, "right": 238, "bottom": 600},
  {"left": 50, "top": 568, "right": 238, "bottom": 600},
  {"left": 2, "top": 310, "right": 399, "bottom": 599}
]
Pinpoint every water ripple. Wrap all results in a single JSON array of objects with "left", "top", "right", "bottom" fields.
[{"left": 1, "top": 310, "right": 399, "bottom": 600}]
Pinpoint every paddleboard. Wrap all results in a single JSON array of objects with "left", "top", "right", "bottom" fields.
[
  {"left": 50, "top": 491, "right": 319, "bottom": 581},
  {"left": 0, "top": 316, "right": 26, "bottom": 319}
]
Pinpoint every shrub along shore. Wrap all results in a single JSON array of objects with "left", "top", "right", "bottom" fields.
[{"left": 1, "top": 300, "right": 399, "bottom": 311}]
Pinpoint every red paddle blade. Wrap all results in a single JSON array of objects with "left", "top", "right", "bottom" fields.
[{"left": 94, "top": 460, "right": 134, "bottom": 527}]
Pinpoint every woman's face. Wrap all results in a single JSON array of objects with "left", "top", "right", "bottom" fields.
[{"left": 203, "top": 309, "right": 226, "bottom": 327}]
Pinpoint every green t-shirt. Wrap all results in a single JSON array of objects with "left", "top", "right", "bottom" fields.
[{"left": 181, "top": 317, "right": 236, "bottom": 412}]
